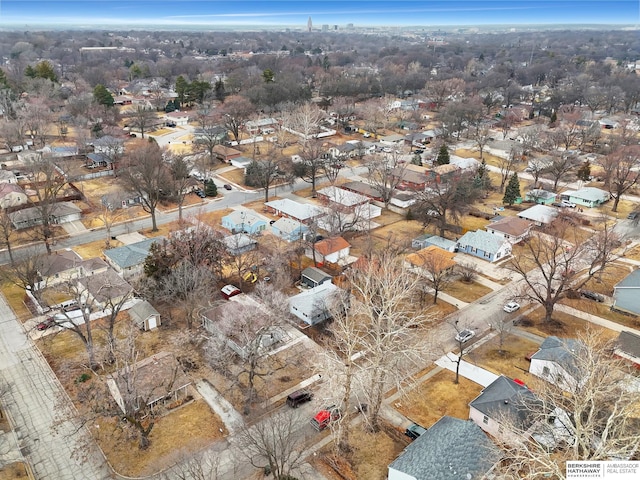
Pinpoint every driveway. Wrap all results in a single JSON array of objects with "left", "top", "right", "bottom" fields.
[{"left": 435, "top": 352, "right": 499, "bottom": 387}]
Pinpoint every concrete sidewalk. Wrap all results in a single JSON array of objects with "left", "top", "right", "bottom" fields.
[
  {"left": 435, "top": 352, "right": 499, "bottom": 387},
  {"left": 555, "top": 304, "right": 640, "bottom": 336}
]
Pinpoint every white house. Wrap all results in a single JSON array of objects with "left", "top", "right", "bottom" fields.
[
  {"left": 128, "top": 300, "right": 161, "bottom": 331},
  {"left": 306, "top": 237, "right": 351, "bottom": 265},
  {"left": 529, "top": 336, "right": 584, "bottom": 393},
  {"left": 289, "top": 282, "right": 342, "bottom": 326},
  {"left": 165, "top": 111, "right": 190, "bottom": 126},
  {"left": 0, "top": 183, "right": 28, "bottom": 209},
  {"left": 518, "top": 204, "right": 558, "bottom": 226},
  {"left": 485, "top": 216, "right": 532, "bottom": 244}
]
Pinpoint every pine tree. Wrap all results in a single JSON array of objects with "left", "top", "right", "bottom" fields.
[
  {"left": 93, "top": 84, "right": 114, "bottom": 108},
  {"left": 503, "top": 173, "right": 521, "bottom": 206},
  {"left": 436, "top": 144, "right": 450, "bottom": 165},
  {"left": 477, "top": 158, "right": 487, "bottom": 178},
  {"left": 204, "top": 179, "right": 217, "bottom": 197},
  {"left": 577, "top": 161, "right": 591, "bottom": 182}
]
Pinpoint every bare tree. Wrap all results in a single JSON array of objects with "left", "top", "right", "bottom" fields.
[
  {"left": 125, "top": 105, "right": 157, "bottom": 139},
  {"left": 602, "top": 145, "right": 640, "bottom": 212},
  {"left": 168, "top": 151, "right": 192, "bottom": 223},
  {"left": 365, "top": 152, "right": 408, "bottom": 208},
  {"left": 294, "top": 138, "right": 327, "bottom": 197},
  {"left": 244, "top": 144, "right": 292, "bottom": 202},
  {"left": 493, "top": 331, "right": 640, "bottom": 480},
  {"left": 119, "top": 141, "right": 169, "bottom": 232},
  {"left": 450, "top": 320, "right": 475, "bottom": 384},
  {"left": 236, "top": 410, "right": 307, "bottom": 479},
  {"left": 284, "top": 101, "right": 324, "bottom": 148},
  {"left": 193, "top": 110, "right": 226, "bottom": 165},
  {"left": 584, "top": 216, "right": 621, "bottom": 281},
  {"left": 457, "top": 261, "right": 478, "bottom": 284},
  {"left": 0, "top": 247, "right": 47, "bottom": 304},
  {"left": 545, "top": 154, "right": 578, "bottom": 192},
  {"left": 0, "top": 209, "right": 16, "bottom": 264},
  {"left": 506, "top": 220, "right": 587, "bottom": 324},
  {"left": 407, "top": 248, "right": 454, "bottom": 304},
  {"left": 497, "top": 150, "right": 517, "bottom": 193},
  {"left": 220, "top": 95, "right": 254, "bottom": 143}
]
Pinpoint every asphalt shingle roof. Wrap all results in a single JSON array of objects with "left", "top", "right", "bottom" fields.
[
  {"left": 457, "top": 229, "right": 507, "bottom": 255},
  {"left": 104, "top": 238, "right": 160, "bottom": 269},
  {"left": 615, "top": 269, "right": 640, "bottom": 289},
  {"left": 531, "top": 336, "right": 584, "bottom": 378}
]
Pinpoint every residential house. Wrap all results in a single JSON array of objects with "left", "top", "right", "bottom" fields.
[
  {"left": 264, "top": 198, "right": 324, "bottom": 224},
  {"left": 316, "top": 186, "right": 382, "bottom": 219},
  {"left": 107, "top": 351, "right": 191, "bottom": 414},
  {"left": 378, "top": 133, "right": 405, "bottom": 147},
  {"left": 301, "top": 266, "right": 332, "bottom": 288},
  {"left": 77, "top": 269, "right": 134, "bottom": 309},
  {"left": 223, "top": 233, "right": 257, "bottom": 256},
  {"left": 229, "top": 156, "right": 253, "bottom": 169},
  {"left": 0, "top": 183, "right": 28, "bottom": 209},
  {"left": 411, "top": 234, "right": 457, "bottom": 252},
  {"left": 221, "top": 210, "right": 267, "bottom": 235},
  {"left": 92, "top": 135, "right": 125, "bottom": 155},
  {"left": 340, "top": 181, "right": 384, "bottom": 203},
  {"left": 325, "top": 142, "right": 359, "bottom": 160},
  {"left": 36, "top": 249, "right": 84, "bottom": 289},
  {"left": 85, "top": 152, "right": 115, "bottom": 169},
  {"left": 9, "top": 202, "right": 82, "bottom": 230},
  {"left": 212, "top": 145, "right": 242, "bottom": 163},
  {"left": 405, "top": 246, "right": 456, "bottom": 276},
  {"left": 404, "top": 131, "right": 432, "bottom": 147},
  {"left": 41, "top": 145, "right": 79, "bottom": 158},
  {"left": 469, "top": 375, "right": 538, "bottom": 439},
  {"left": 289, "top": 282, "right": 341, "bottom": 326},
  {"left": 306, "top": 237, "right": 351, "bottom": 265},
  {"left": 388, "top": 416, "right": 499, "bottom": 480},
  {"left": 390, "top": 191, "right": 417, "bottom": 209},
  {"left": 518, "top": 204, "right": 558, "bottom": 226},
  {"left": 529, "top": 336, "right": 585, "bottom": 392},
  {"left": 485, "top": 216, "right": 532, "bottom": 244},
  {"left": 164, "top": 111, "right": 190, "bottom": 126},
  {"left": 101, "top": 188, "right": 145, "bottom": 209},
  {"left": 457, "top": 230, "right": 512, "bottom": 263},
  {"left": 613, "top": 270, "right": 640, "bottom": 316},
  {"left": 614, "top": 331, "right": 640, "bottom": 368},
  {"left": 103, "top": 237, "right": 161, "bottom": 279},
  {"left": 392, "top": 166, "right": 429, "bottom": 191},
  {"left": 449, "top": 155, "right": 480, "bottom": 171},
  {"left": 129, "top": 300, "right": 161, "bottom": 331},
  {"left": 561, "top": 187, "right": 610, "bottom": 208},
  {"left": 525, "top": 189, "right": 557, "bottom": 205},
  {"left": 192, "top": 125, "right": 228, "bottom": 144},
  {"left": 245, "top": 117, "right": 279, "bottom": 135},
  {"left": 0, "top": 170, "right": 18, "bottom": 184},
  {"left": 270, "top": 217, "right": 308, "bottom": 242}
]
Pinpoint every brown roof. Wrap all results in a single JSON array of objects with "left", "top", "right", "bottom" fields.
[
  {"left": 314, "top": 237, "right": 351, "bottom": 256},
  {"left": 40, "top": 249, "right": 83, "bottom": 277},
  {"left": 487, "top": 216, "right": 532, "bottom": 237},
  {"left": 406, "top": 246, "right": 456, "bottom": 272},
  {"left": 78, "top": 269, "right": 133, "bottom": 303},
  {"left": 212, "top": 145, "right": 242, "bottom": 157}
]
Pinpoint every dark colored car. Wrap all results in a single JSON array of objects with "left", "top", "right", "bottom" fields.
[
  {"left": 405, "top": 422, "right": 427, "bottom": 440},
  {"left": 581, "top": 290, "right": 604, "bottom": 302},
  {"left": 194, "top": 189, "right": 206, "bottom": 198},
  {"left": 36, "top": 318, "right": 55, "bottom": 331},
  {"left": 628, "top": 211, "right": 639, "bottom": 220},
  {"left": 223, "top": 184, "right": 232, "bottom": 190},
  {"left": 286, "top": 390, "right": 313, "bottom": 408}
]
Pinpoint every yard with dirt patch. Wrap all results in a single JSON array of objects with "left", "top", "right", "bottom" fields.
[
  {"left": 518, "top": 307, "right": 618, "bottom": 340},
  {"left": 467, "top": 333, "right": 541, "bottom": 380},
  {"left": 443, "top": 279, "right": 493, "bottom": 303}
]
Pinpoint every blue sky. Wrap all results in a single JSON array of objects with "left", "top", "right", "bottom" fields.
[{"left": 1, "top": 1, "right": 638, "bottom": 27}]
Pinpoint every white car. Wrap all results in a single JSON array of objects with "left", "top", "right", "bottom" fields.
[
  {"left": 503, "top": 301, "right": 520, "bottom": 313},
  {"left": 455, "top": 329, "right": 475, "bottom": 344}
]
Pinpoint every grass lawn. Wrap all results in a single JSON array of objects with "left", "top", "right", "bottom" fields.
[
  {"left": 442, "top": 280, "right": 493, "bottom": 303},
  {"left": 458, "top": 214, "right": 491, "bottom": 233},
  {"left": 597, "top": 199, "right": 635, "bottom": 219},
  {"left": 0, "top": 462, "right": 29, "bottom": 479},
  {"left": 519, "top": 306, "right": 618, "bottom": 340},
  {"left": 396, "top": 369, "right": 483, "bottom": 429},
  {"left": 580, "top": 262, "right": 633, "bottom": 296},
  {"left": 0, "top": 280, "right": 33, "bottom": 321},
  {"left": 349, "top": 425, "right": 408, "bottom": 480},
  {"left": 419, "top": 294, "right": 459, "bottom": 320},
  {"left": 217, "top": 167, "right": 248, "bottom": 187},
  {"left": 73, "top": 238, "right": 123, "bottom": 259},
  {"left": 468, "top": 333, "right": 540, "bottom": 380},
  {"left": 562, "top": 297, "right": 640, "bottom": 330}
]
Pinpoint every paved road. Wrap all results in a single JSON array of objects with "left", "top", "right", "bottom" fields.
[{"left": 0, "top": 294, "right": 112, "bottom": 479}]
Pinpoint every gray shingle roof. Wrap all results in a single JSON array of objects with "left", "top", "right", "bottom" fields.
[
  {"left": 104, "top": 238, "right": 160, "bottom": 269},
  {"left": 615, "top": 269, "right": 640, "bottom": 289},
  {"left": 457, "top": 229, "right": 507, "bottom": 255},
  {"left": 616, "top": 331, "right": 640, "bottom": 360},
  {"left": 469, "top": 376, "right": 538, "bottom": 430},
  {"left": 129, "top": 300, "right": 160, "bottom": 326},
  {"left": 389, "top": 416, "right": 498, "bottom": 480},
  {"left": 531, "top": 336, "right": 583, "bottom": 378}
]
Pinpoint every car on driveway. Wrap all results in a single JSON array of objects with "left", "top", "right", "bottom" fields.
[
  {"left": 454, "top": 329, "right": 475, "bottom": 344},
  {"left": 36, "top": 318, "right": 56, "bottom": 331},
  {"left": 223, "top": 184, "right": 232, "bottom": 190},
  {"left": 628, "top": 211, "right": 639, "bottom": 220},
  {"left": 405, "top": 422, "right": 427, "bottom": 440},
  {"left": 503, "top": 301, "right": 521, "bottom": 313},
  {"left": 580, "top": 290, "right": 604, "bottom": 302},
  {"left": 310, "top": 405, "right": 341, "bottom": 431}
]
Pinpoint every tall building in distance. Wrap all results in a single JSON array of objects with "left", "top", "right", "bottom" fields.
[{"left": 307, "top": 16, "right": 312, "bottom": 32}]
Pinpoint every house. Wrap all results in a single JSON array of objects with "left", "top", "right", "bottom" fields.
[
  {"left": 270, "top": 217, "right": 308, "bottom": 242},
  {"left": 221, "top": 210, "right": 267, "bottom": 235},
  {"left": 405, "top": 246, "right": 456, "bottom": 276},
  {"left": 457, "top": 230, "right": 512, "bottom": 263},
  {"left": 41, "top": 145, "right": 79, "bottom": 158},
  {"left": 289, "top": 282, "right": 341, "bottom": 326},
  {"left": 0, "top": 183, "right": 28, "bottom": 209},
  {"left": 101, "top": 188, "right": 145, "bottom": 209},
  {"left": 613, "top": 270, "right": 640, "bottom": 316},
  {"left": 518, "top": 204, "right": 558, "bottom": 226},
  {"left": 223, "top": 233, "right": 257, "bottom": 256},
  {"left": 561, "top": 187, "right": 610, "bottom": 208},
  {"left": 392, "top": 166, "right": 429, "bottom": 191},
  {"left": 36, "top": 249, "right": 84, "bottom": 289},
  {"left": 411, "top": 234, "right": 457, "bottom": 252},
  {"left": 229, "top": 156, "right": 253, "bottom": 169},
  {"left": 164, "top": 111, "right": 190, "bottom": 126},
  {"left": 306, "top": 237, "right": 351, "bottom": 265},
  {"left": 129, "top": 300, "right": 161, "bottom": 331},
  {"left": 469, "top": 375, "right": 538, "bottom": 439},
  {"left": 378, "top": 133, "right": 405, "bottom": 147},
  {"left": 103, "top": 237, "right": 161, "bottom": 279},
  {"left": 301, "top": 266, "right": 332, "bottom": 288},
  {"left": 107, "top": 351, "right": 191, "bottom": 414},
  {"left": 0, "top": 170, "right": 18, "bottom": 184},
  {"left": 339, "top": 181, "right": 384, "bottom": 203},
  {"left": 245, "top": 117, "right": 279, "bottom": 135},
  {"left": 390, "top": 191, "right": 417, "bottom": 209},
  {"left": 529, "top": 336, "right": 585, "bottom": 392},
  {"left": 212, "top": 144, "right": 242, "bottom": 163},
  {"left": 388, "top": 416, "right": 499, "bottom": 480},
  {"left": 316, "top": 186, "right": 382, "bottom": 219},
  {"left": 9, "top": 202, "right": 82, "bottom": 230},
  {"left": 485, "top": 216, "right": 532, "bottom": 244},
  {"left": 192, "top": 125, "right": 228, "bottom": 144},
  {"left": 264, "top": 198, "right": 324, "bottom": 224},
  {"left": 91, "top": 135, "right": 125, "bottom": 159},
  {"left": 85, "top": 152, "right": 115, "bottom": 169},
  {"left": 525, "top": 189, "right": 557, "bottom": 205},
  {"left": 614, "top": 331, "right": 640, "bottom": 368},
  {"left": 77, "top": 269, "right": 134, "bottom": 309}
]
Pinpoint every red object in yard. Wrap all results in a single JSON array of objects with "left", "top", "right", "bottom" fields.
[
  {"left": 513, "top": 378, "right": 526, "bottom": 387},
  {"left": 221, "top": 284, "right": 241, "bottom": 300}
]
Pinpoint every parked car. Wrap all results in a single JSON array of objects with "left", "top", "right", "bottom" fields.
[
  {"left": 561, "top": 200, "right": 577, "bottom": 208},
  {"left": 36, "top": 318, "right": 55, "bottom": 331},
  {"left": 581, "top": 290, "right": 604, "bottom": 302},
  {"left": 223, "top": 184, "right": 232, "bottom": 190},
  {"left": 220, "top": 284, "right": 241, "bottom": 300},
  {"left": 405, "top": 422, "right": 428, "bottom": 440},
  {"left": 503, "top": 301, "right": 521, "bottom": 313},
  {"left": 286, "top": 390, "right": 313, "bottom": 408},
  {"left": 194, "top": 189, "right": 206, "bottom": 198},
  {"left": 628, "top": 211, "right": 639, "bottom": 220},
  {"left": 454, "top": 329, "right": 475, "bottom": 344},
  {"left": 310, "top": 405, "right": 341, "bottom": 431}
]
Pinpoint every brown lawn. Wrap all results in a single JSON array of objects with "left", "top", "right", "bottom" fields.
[
  {"left": 349, "top": 425, "right": 408, "bottom": 480},
  {"left": 468, "top": 333, "right": 541, "bottom": 380},
  {"left": 458, "top": 214, "right": 491, "bottom": 233},
  {"left": 0, "top": 462, "right": 29, "bottom": 479},
  {"left": 519, "top": 307, "right": 618, "bottom": 340},
  {"left": 562, "top": 297, "right": 640, "bottom": 330},
  {"left": 580, "top": 262, "right": 633, "bottom": 296},
  {"left": 72, "top": 239, "right": 124, "bottom": 259},
  {"left": 443, "top": 280, "right": 492, "bottom": 303},
  {"left": 0, "top": 280, "right": 33, "bottom": 321},
  {"left": 597, "top": 199, "right": 635, "bottom": 219},
  {"left": 396, "top": 369, "right": 483, "bottom": 428},
  {"left": 217, "top": 167, "right": 248, "bottom": 187}
]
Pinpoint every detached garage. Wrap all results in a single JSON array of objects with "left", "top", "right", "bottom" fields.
[{"left": 129, "top": 300, "right": 161, "bottom": 331}]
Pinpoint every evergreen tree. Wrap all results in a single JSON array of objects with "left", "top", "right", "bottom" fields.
[
  {"left": 503, "top": 173, "right": 521, "bottom": 206},
  {"left": 411, "top": 154, "right": 422, "bottom": 166},
  {"left": 204, "top": 179, "right": 217, "bottom": 197},
  {"left": 214, "top": 79, "right": 225, "bottom": 102},
  {"left": 577, "top": 161, "right": 591, "bottom": 182},
  {"left": 175, "top": 75, "right": 189, "bottom": 107},
  {"left": 262, "top": 68, "right": 275, "bottom": 83},
  {"left": 436, "top": 144, "right": 450, "bottom": 165},
  {"left": 34, "top": 61, "right": 57, "bottom": 82},
  {"left": 93, "top": 84, "right": 114, "bottom": 108},
  {"left": 550, "top": 110, "right": 557, "bottom": 125},
  {"left": 477, "top": 158, "right": 487, "bottom": 178}
]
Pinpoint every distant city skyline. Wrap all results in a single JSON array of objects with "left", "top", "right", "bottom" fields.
[{"left": 0, "top": 1, "right": 638, "bottom": 28}]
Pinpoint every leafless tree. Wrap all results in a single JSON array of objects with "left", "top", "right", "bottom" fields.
[
  {"left": 193, "top": 110, "right": 226, "bottom": 165},
  {"left": 457, "top": 261, "right": 478, "bottom": 284},
  {"left": 98, "top": 202, "right": 126, "bottom": 250},
  {"left": 167, "top": 151, "right": 192, "bottom": 223},
  {"left": 425, "top": 78, "right": 465, "bottom": 110},
  {"left": 0, "top": 210, "right": 16, "bottom": 264},
  {"left": 407, "top": 248, "right": 454, "bottom": 304},
  {"left": 450, "top": 320, "right": 475, "bottom": 384},
  {"left": 602, "top": 145, "right": 640, "bottom": 212},
  {"left": 235, "top": 410, "right": 307, "bottom": 479},
  {"left": 162, "top": 450, "right": 221, "bottom": 480},
  {"left": 118, "top": 141, "right": 169, "bottom": 232},
  {"left": 506, "top": 220, "right": 588, "bottom": 324},
  {"left": 284, "top": 101, "right": 324, "bottom": 148},
  {"left": 19, "top": 97, "right": 54, "bottom": 148},
  {"left": 497, "top": 149, "right": 517, "bottom": 193},
  {"left": 545, "top": 154, "right": 578, "bottom": 192},
  {"left": 493, "top": 331, "right": 640, "bottom": 479},
  {"left": 471, "top": 121, "right": 492, "bottom": 159},
  {"left": 0, "top": 247, "right": 47, "bottom": 304},
  {"left": 125, "top": 105, "right": 157, "bottom": 139},
  {"left": 365, "top": 152, "right": 408, "bottom": 208},
  {"left": 244, "top": 143, "right": 292, "bottom": 202},
  {"left": 295, "top": 138, "right": 327, "bottom": 197},
  {"left": 220, "top": 94, "right": 254, "bottom": 143},
  {"left": 584, "top": 216, "right": 621, "bottom": 281}
]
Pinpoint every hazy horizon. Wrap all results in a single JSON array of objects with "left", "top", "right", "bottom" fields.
[{"left": 1, "top": 1, "right": 638, "bottom": 30}]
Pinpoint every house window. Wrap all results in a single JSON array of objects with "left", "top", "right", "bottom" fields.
[
  {"left": 484, "top": 251, "right": 491, "bottom": 258},
  {"left": 483, "top": 415, "right": 489, "bottom": 424},
  {"left": 472, "top": 247, "right": 477, "bottom": 253},
  {"left": 496, "top": 252, "right": 501, "bottom": 259},
  {"left": 542, "top": 366, "right": 550, "bottom": 376}
]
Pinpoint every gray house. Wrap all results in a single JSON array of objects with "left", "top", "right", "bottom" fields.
[
  {"left": 104, "top": 237, "right": 161, "bottom": 279},
  {"left": 388, "top": 416, "right": 499, "bottom": 480},
  {"left": 456, "top": 229, "right": 512, "bottom": 263},
  {"left": 613, "top": 270, "right": 640, "bottom": 316},
  {"left": 301, "top": 266, "right": 332, "bottom": 288},
  {"left": 9, "top": 202, "right": 82, "bottom": 230},
  {"left": 289, "top": 282, "right": 341, "bottom": 326},
  {"left": 411, "top": 234, "right": 457, "bottom": 252}
]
